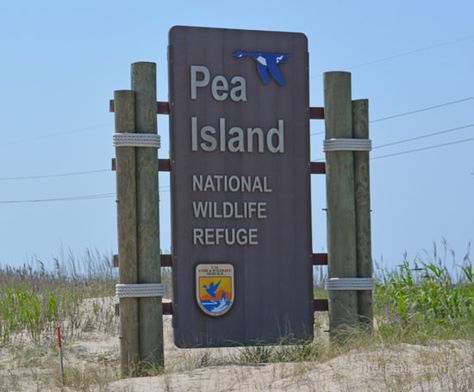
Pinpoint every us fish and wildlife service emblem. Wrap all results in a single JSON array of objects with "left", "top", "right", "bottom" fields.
[{"left": 196, "top": 264, "right": 234, "bottom": 317}]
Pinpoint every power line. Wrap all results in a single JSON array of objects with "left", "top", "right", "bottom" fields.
[
  {"left": 0, "top": 187, "right": 172, "bottom": 204},
  {"left": 0, "top": 168, "right": 173, "bottom": 186},
  {"left": 371, "top": 97, "right": 473, "bottom": 123},
  {"left": 0, "top": 193, "right": 116, "bottom": 204},
  {"left": 1, "top": 123, "right": 110, "bottom": 147},
  {"left": 3, "top": 35, "right": 473, "bottom": 148},
  {"left": 6, "top": 123, "right": 468, "bottom": 180},
  {"left": 2, "top": 133, "right": 471, "bottom": 203},
  {"left": 0, "top": 169, "right": 110, "bottom": 181},
  {"left": 371, "top": 137, "right": 474, "bottom": 160},
  {"left": 313, "top": 123, "right": 474, "bottom": 161},
  {"left": 2, "top": 96, "right": 472, "bottom": 181},
  {"left": 373, "top": 124, "right": 474, "bottom": 150},
  {"left": 321, "top": 34, "right": 474, "bottom": 74},
  {"left": 311, "top": 96, "right": 474, "bottom": 137}
]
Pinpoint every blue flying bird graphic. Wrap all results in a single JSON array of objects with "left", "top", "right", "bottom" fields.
[
  {"left": 202, "top": 280, "right": 221, "bottom": 298},
  {"left": 233, "top": 50, "right": 289, "bottom": 86}
]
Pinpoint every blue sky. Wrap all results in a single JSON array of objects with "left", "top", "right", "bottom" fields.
[{"left": 0, "top": 1, "right": 473, "bottom": 269}]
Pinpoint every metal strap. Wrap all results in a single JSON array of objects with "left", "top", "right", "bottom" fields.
[
  {"left": 115, "top": 283, "right": 165, "bottom": 298},
  {"left": 113, "top": 133, "right": 161, "bottom": 148},
  {"left": 323, "top": 138, "right": 372, "bottom": 152},
  {"left": 324, "top": 277, "right": 374, "bottom": 291}
]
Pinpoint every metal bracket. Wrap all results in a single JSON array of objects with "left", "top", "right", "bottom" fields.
[
  {"left": 116, "top": 283, "right": 165, "bottom": 298},
  {"left": 323, "top": 138, "right": 372, "bottom": 152},
  {"left": 324, "top": 277, "right": 374, "bottom": 291},
  {"left": 113, "top": 133, "right": 161, "bottom": 148}
]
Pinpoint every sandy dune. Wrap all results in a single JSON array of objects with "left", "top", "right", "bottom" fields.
[{"left": 1, "top": 299, "right": 472, "bottom": 392}]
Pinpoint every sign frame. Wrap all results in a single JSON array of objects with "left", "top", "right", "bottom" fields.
[{"left": 169, "top": 25, "right": 313, "bottom": 347}]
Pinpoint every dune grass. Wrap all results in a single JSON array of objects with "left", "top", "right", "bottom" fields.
[
  {"left": 0, "top": 249, "right": 116, "bottom": 343},
  {"left": 0, "top": 245, "right": 472, "bottom": 346},
  {"left": 373, "top": 243, "right": 473, "bottom": 345},
  {"left": 235, "top": 243, "right": 473, "bottom": 365},
  {"left": 0, "top": 243, "right": 472, "bottom": 391}
]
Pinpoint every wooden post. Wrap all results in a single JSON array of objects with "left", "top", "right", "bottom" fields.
[
  {"left": 353, "top": 99, "right": 373, "bottom": 328},
  {"left": 131, "top": 62, "right": 164, "bottom": 367},
  {"left": 114, "top": 90, "right": 140, "bottom": 375},
  {"left": 323, "top": 72, "right": 359, "bottom": 334}
]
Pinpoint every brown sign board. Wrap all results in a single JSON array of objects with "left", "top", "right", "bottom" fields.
[{"left": 168, "top": 26, "right": 313, "bottom": 347}]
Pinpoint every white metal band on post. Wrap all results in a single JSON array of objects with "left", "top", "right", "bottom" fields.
[
  {"left": 324, "top": 277, "right": 374, "bottom": 291},
  {"left": 323, "top": 138, "right": 372, "bottom": 152},
  {"left": 115, "top": 283, "right": 165, "bottom": 298},
  {"left": 113, "top": 133, "right": 161, "bottom": 148}
]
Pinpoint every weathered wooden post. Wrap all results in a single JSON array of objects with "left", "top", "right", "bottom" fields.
[
  {"left": 353, "top": 99, "right": 373, "bottom": 327},
  {"left": 113, "top": 62, "right": 164, "bottom": 375},
  {"left": 323, "top": 72, "right": 359, "bottom": 333},
  {"left": 324, "top": 72, "right": 374, "bottom": 335},
  {"left": 131, "top": 62, "right": 164, "bottom": 367},
  {"left": 114, "top": 90, "right": 140, "bottom": 375}
]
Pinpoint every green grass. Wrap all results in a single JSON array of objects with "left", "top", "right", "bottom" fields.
[
  {"left": 0, "top": 249, "right": 115, "bottom": 343},
  {"left": 0, "top": 244, "right": 472, "bottom": 364},
  {"left": 1, "top": 246, "right": 472, "bottom": 347},
  {"left": 0, "top": 244, "right": 472, "bottom": 391},
  {"left": 237, "top": 338, "right": 323, "bottom": 365},
  {"left": 235, "top": 244, "right": 473, "bottom": 364},
  {"left": 374, "top": 250, "right": 473, "bottom": 343}
]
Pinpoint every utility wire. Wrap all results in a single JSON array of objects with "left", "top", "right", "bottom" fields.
[
  {"left": 2, "top": 99, "right": 472, "bottom": 183},
  {"left": 0, "top": 187, "right": 172, "bottom": 204},
  {"left": 0, "top": 193, "right": 116, "bottom": 204},
  {"left": 371, "top": 137, "right": 474, "bottom": 160},
  {"left": 3, "top": 134, "right": 471, "bottom": 204},
  {"left": 373, "top": 124, "right": 474, "bottom": 150},
  {"left": 0, "top": 168, "right": 173, "bottom": 185},
  {"left": 316, "top": 34, "right": 474, "bottom": 75},
  {"left": 0, "top": 169, "right": 110, "bottom": 181},
  {"left": 313, "top": 123, "right": 474, "bottom": 161},
  {"left": 371, "top": 97, "right": 473, "bottom": 123},
  {"left": 3, "top": 121, "right": 471, "bottom": 180},
  {"left": 4, "top": 36, "right": 473, "bottom": 146},
  {"left": 1, "top": 123, "right": 110, "bottom": 147},
  {"left": 311, "top": 96, "right": 473, "bottom": 136}
]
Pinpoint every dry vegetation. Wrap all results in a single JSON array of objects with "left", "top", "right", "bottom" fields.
[{"left": 0, "top": 244, "right": 472, "bottom": 391}]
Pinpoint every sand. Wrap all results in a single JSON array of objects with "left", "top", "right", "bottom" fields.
[{"left": 1, "top": 298, "right": 472, "bottom": 392}]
